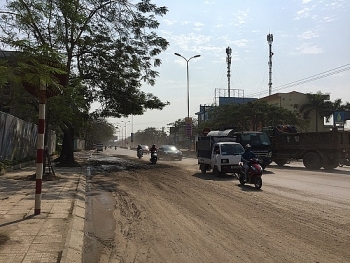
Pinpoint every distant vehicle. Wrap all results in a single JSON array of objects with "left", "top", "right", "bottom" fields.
[
  {"left": 158, "top": 145, "right": 183, "bottom": 161},
  {"left": 205, "top": 129, "right": 272, "bottom": 169},
  {"left": 262, "top": 125, "right": 350, "bottom": 170},
  {"left": 197, "top": 138, "right": 244, "bottom": 176},
  {"left": 150, "top": 151, "right": 158, "bottom": 164},
  {"left": 96, "top": 143, "right": 104, "bottom": 152},
  {"left": 141, "top": 145, "right": 150, "bottom": 154}
]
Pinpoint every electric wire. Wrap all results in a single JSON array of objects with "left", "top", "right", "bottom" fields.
[{"left": 247, "top": 63, "right": 350, "bottom": 97}]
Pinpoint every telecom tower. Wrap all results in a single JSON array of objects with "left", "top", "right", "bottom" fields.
[
  {"left": 226, "top": 46, "right": 232, "bottom": 97},
  {"left": 267, "top": 33, "right": 273, "bottom": 95}
]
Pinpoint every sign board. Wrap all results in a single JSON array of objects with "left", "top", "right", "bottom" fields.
[
  {"left": 185, "top": 117, "right": 192, "bottom": 136},
  {"left": 334, "top": 111, "right": 345, "bottom": 124}
]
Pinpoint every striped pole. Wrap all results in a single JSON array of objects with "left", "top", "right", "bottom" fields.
[{"left": 34, "top": 84, "right": 46, "bottom": 215}]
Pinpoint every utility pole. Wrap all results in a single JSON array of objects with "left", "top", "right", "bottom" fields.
[
  {"left": 226, "top": 46, "right": 232, "bottom": 97},
  {"left": 267, "top": 33, "right": 274, "bottom": 96}
]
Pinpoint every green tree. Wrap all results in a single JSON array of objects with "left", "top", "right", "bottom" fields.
[
  {"left": 200, "top": 101, "right": 306, "bottom": 132},
  {"left": 299, "top": 91, "right": 331, "bottom": 131},
  {"left": 133, "top": 127, "right": 167, "bottom": 146},
  {"left": 0, "top": 0, "right": 170, "bottom": 165}
]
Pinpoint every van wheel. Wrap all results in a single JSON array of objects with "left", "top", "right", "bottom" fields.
[
  {"left": 212, "top": 166, "right": 221, "bottom": 176},
  {"left": 200, "top": 164, "right": 207, "bottom": 174}
]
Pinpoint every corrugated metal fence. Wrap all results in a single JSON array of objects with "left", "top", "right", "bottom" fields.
[{"left": 0, "top": 111, "right": 56, "bottom": 162}]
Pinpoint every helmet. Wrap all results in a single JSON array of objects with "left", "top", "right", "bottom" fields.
[
  {"left": 152, "top": 144, "right": 156, "bottom": 147},
  {"left": 138, "top": 144, "right": 141, "bottom": 147},
  {"left": 245, "top": 144, "right": 251, "bottom": 150}
]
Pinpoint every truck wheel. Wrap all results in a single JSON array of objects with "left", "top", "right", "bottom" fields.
[
  {"left": 274, "top": 159, "right": 288, "bottom": 166},
  {"left": 303, "top": 152, "right": 322, "bottom": 170},
  {"left": 212, "top": 166, "right": 221, "bottom": 176},
  {"left": 200, "top": 164, "right": 207, "bottom": 174}
]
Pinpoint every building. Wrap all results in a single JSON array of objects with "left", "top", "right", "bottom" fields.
[
  {"left": 196, "top": 90, "right": 331, "bottom": 132},
  {"left": 258, "top": 91, "right": 330, "bottom": 132}
]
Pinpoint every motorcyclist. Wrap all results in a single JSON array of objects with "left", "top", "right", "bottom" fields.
[
  {"left": 150, "top": 144, "right": 157, "bottom": 153},
  {"left": 241, "top": 144, "right": 257, "bottom": 181},
  {"left": 137, "top": 144, "right": 143, "bottom": 156}
]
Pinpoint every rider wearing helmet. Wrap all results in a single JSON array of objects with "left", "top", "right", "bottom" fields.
[
  {"left": 241, "top": 144, "right": 257, "bottom": 181},
  {"left": 137, "top": 144, "right": 142, "bottom": 151},
  {"left": 150, "top": 144, "right": 157, "bottom": 153}
]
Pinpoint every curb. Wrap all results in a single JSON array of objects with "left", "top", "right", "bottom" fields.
[{"left": 61, "top": 171, "right": 86, "bottom": 263}]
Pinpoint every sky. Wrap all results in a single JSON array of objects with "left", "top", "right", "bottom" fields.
[
  {"left": 115, "top": 0, "right": 350, "bottom": 135},
  {"left": 1, "top": 0, "right": 349, "bottom": 135}
]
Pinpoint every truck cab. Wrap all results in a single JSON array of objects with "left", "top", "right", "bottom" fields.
[
  {"left": 197, "top": 138, "right": 244, "bottom": 176},
  {"left": 205, "top": 130, "right": 272, "bottom": 169}
]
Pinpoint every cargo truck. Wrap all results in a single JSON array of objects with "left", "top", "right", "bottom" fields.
[
  {"left": 197, "top": 136, "right": 244, "bottom": 176},
  {"left": 200, "top": 129, "right": 272, "bottom": 169},
  {"left": 262, "top": 126, "right": 350, "bottom": 170}
]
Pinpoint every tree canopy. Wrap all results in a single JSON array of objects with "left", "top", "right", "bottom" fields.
[
  {"left": 0, "top": 0, "right": 170, "bottom": 164},
  {"left": 198, "top": 101, "right": 308, "bottom": 132}
]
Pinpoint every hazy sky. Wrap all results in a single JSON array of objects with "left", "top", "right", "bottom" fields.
[
  {"left": 123, "top": 0, "right": 350, "bottom": 134},
  {"left": 1, "top": 0, "right": 349, "bottom": 135}
]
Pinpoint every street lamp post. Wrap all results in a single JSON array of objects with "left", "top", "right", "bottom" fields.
[
  {"left": 174, "top": 53, "right": 201, "bottom": 120},
  {"left": 174, "top": 53, "right": 200, "bottom": 152},
  {"left": 122, "top": 120, "right": 130, "bottom": 148}
]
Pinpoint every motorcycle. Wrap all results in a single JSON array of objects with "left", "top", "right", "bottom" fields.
[
  {"left": 237, "top": 158, "right": 263, "bottom": 189},
  {"left": 150, "top": 151, "right": 158, "bottom": 164},
  {"left": 137, "top": 148, "right": 143, "bottom": 159}
]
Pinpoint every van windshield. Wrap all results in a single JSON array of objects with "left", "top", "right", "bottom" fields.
[
  {"left": 220, "top": 144, "right": 244, "bottom": 155},
  {"left": 241, "top": 133, "right": 271, "bottom": 146}
]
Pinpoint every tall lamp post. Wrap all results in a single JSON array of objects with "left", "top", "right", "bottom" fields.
[
  {"left": 174, "top": 53, "right": 201, "bottom": 120},
  {"left": 122, "top": 120, "right": 130, "bottom": 148},
  {"left": 174, "top": 52, "right": 200, "bottom": 152}
]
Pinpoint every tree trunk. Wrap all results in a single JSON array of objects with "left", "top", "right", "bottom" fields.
[{"left": 56, "top": 123, "right": 78, "bottom": 166}]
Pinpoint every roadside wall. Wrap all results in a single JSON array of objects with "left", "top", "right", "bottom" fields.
[{"left": 0, "top": 111, "right": 56, "bottom": 161}]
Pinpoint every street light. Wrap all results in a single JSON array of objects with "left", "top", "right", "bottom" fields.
[
  {"left": 121, "top": 120, "right": 130, "bottom": 148},
  {"left": 174, "top": 53, "right": 201, "bottom": 119}
]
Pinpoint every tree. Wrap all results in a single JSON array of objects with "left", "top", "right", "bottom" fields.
[
  {"left": 0, "top": 0, "right": 170, "bottom": 165},
  {"left": 133, "top": 127, "right": 167, "bottom": 146},
  {"left": 200, "top": 101, "right": 307, "bottom": 132},
  {"left": 299, "top": 91, "right": 331, "bottom": 131}
]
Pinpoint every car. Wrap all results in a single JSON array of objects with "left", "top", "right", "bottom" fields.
[
  {"left": 158, "top": 145, "right": 183, "bottom": 161},
  {"left": 96, "top": 143, "right": 104, "bottom": 152},
  {"left": 141, "top": 145, "right": 150, "bottom": 154}
]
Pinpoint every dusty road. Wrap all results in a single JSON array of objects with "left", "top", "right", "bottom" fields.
[{"left": 83, "top": 148, "right": 350, "bottom": 263}]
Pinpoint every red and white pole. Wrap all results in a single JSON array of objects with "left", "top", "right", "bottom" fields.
[{"left": 34, "top": 83, "right": 46, "bottom": 215}]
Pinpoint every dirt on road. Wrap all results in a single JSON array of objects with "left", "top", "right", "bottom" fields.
[{"left": 83, "top": 154, "right": 350, "bottom": 263}]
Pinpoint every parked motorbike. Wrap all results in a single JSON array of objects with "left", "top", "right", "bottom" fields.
[
  {"left": 150, "top": 151, "right": 158, "bottom": 164},
  {"left": 237, "top": 158, "right": 263, "bottom": 189},
  {"left": 137, "top": 148, "right": 143, "bottom": 159}
]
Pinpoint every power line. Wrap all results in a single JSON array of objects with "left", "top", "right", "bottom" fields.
[{"left": 247, "top": 63, "right": 350, "bottom": 98}]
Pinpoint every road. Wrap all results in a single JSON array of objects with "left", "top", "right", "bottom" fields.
[{"left": 83, "top": 147, "right": 350, "bottom": 263}]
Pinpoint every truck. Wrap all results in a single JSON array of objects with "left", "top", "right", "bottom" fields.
[
  {"left": 197, "top": 136, "right": 244, "bottom": 176},
  {"left": 201, "top": 129, "right": 272, "bottom": 169},
  {"left": 262, "top": 126, "right": 350, "bottom": 170}
]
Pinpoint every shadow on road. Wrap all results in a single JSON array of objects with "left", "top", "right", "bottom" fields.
[
  {"left": 269, "top": 164, "right": 350, "bottom": 176},
  {"left": 192, "top": 172, "right": 236, "bottom": 181}
]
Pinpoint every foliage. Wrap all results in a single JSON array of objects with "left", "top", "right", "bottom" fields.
[
  {"left": 198, "top": 101, "right": 308, "bottom": 132},
  {"left": 0, "top": 0, "right": 170, "bottom": 164},
  {"left": 133, "top": 127, "right": 167, "bottom": 147},
  {"left": 86, "top": 118, "right": 115, "bottom": 145},
  {"left": 299, "top": 91, "right": 350, "bottom": 131}
]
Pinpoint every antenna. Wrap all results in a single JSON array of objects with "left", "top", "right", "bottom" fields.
[
  {"left": 267, "top": 33, "right": 274, "bottom": 95},
  {"left": 226, "top": 46, "right": 232, "bottom": 97}
]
